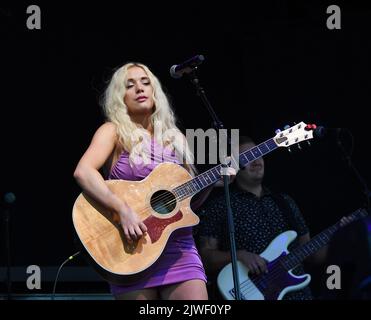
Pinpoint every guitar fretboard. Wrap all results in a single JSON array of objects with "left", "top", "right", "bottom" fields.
[
  {"left": 280, "top": 208, "right": 368, "bottom": 270},
  {"left": 172, "top": 138, "right": 278, "bottom": 200}
]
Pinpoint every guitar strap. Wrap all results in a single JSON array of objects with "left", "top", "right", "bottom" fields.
[{"left": 270, "top": 192, "right": 297, "bottom": 232}]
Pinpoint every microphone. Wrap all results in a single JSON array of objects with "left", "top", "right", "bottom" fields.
[
  {"left": 4, "top": 192, "right": 16, "bottom": 205},
  {"left": 314, "top": 126, "right": 343, "bottom": 139},
  {"left": 170, "top": 54, "right": 205, "bottom": 79},
  {"left": 52, "top": 251, "right": 81, "bottom": 300}
]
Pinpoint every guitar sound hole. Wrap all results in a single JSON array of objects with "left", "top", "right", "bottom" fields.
[{"left": 150, "top": 190, "right": 176, "bottom": 215}]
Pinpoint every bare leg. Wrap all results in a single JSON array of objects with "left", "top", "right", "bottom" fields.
[
  {"left": 160, "top": 279, "right": 208, "bottom": 300},
  {"left": 115, "top": 288, "right": 159, "bottom": 300}
]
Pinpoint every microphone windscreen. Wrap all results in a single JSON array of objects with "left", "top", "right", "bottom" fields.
[
  {"left": 4, "top": 192, "right": 16, "bottom": 204},
  {"left": 170, "top": 65, "right": 181, "bottom": 79}
]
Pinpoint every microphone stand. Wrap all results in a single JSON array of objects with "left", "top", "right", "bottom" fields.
[
  {"left": 2, "top": 202, "right": 12, "bottom": 300},
  {"left": 185, "top": 69, "right": 242, "bottom": 300},
  {"left": 337, "top": 133, "right": 371, "bottom": 213},
  {"left": 5, "top": 207, "right": 11, "bottom": 300}
]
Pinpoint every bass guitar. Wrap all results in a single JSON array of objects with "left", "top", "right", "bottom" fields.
[{"left": 217, "top": 208, "right": 368, "bottom": 300}]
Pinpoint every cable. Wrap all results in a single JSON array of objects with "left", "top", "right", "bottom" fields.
[{"left": 51, "top": 251, "right": 81, "bottom": 300}]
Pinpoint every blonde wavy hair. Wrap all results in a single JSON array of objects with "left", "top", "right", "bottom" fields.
[{"left": 102, "top": 62, "right": 196, "bottom": 175}]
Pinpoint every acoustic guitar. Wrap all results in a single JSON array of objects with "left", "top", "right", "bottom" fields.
[{"left": 72, "top": 122, "right": 315, "bottom": 284}]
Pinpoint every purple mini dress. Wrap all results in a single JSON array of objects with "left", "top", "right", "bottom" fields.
[{"left": 108, "top": 139, "right": 207, "bottom": 296}]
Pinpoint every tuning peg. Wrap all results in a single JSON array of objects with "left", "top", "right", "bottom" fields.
[
  {"left": 307, "top": 141, "right": 311, "bottom": 146},
  {"left": 305, "top": 124, "right": 317, "bottom": 131},
  {"left": 297, "top": 143, "right": 302, "bottom": 150},
  {"left": 287, "top": 147, "right": 292, "bottom": 153},
  {"left": 275, "top": 129, "right": 281, "bottom": 134},
  {"left": 284, "top": 125, "right": 290, "bottom": 130}
]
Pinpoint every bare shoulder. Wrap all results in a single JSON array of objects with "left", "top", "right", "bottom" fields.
[
  {"left": 93, "top": 122, "right": 118, "bottom": 141},
  {"left": 77, "top": 122, "right": 120, "bottom": 169},
  {"left": 98, "top": 121, "right": 117, "bottom": 134}
]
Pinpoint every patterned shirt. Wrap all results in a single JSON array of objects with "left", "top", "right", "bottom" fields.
[{"left": 197, "top": 184, "right": 313, "bottom": 300}]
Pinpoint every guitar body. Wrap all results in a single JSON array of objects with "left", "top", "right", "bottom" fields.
[
  {"left": 217, "top": 231, "right": 311, "bottom": 300},
  {"left": 72, "top": 162, "right": 199, "bottom": 284}
]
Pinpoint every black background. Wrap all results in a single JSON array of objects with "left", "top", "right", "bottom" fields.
[{"left": 1, "top": 1, "right": 370, "bottom": 296}]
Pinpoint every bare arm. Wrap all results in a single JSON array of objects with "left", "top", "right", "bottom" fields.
[
  {"left": 74, "top": 122, "right": 123, "bottom": 212},
  {"left": 73, "top": 122, "right": 147, "bottom": 241}
]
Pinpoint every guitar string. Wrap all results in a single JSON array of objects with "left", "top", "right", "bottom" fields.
[
  {"left": 137, "top": 134, "right": 314, "bottom": 215},
  {"left": 114, "top": 134, "right": 282, "bottom": 212},
  {"left": 129, "top": 135, "right": 277, "bottom": 208},
  {"left": 229, "top": 210, "right": 367, "bottom": 299},
  {"left": 236, "top": 236, "right": 335, "bottom": 297},
  {"left": 133, "top": 159, "right": 243, "bottom": 217},
  {"left": 131, "top": 129, "right": 318, "bottom": 219},
  {"left": 238, "top": 247, "right": 327, "bottom": 298},
  {"left": 134, "top": 162, "right": 247, "bottom": 220},
  {"left": 231, "top": 251, "right": 326, "bottom": 299},
  {"left": 125, "top": 155, "right": 238, "bottom": 216},
  {"left": 235, "top": 259, "right": 302, "bottom": 298},
  {"left": 120, "top": 132, "right": 311, "bottom": 214},
  {"left": 126, "top": 143, "right": 274, "bottom": 216}
]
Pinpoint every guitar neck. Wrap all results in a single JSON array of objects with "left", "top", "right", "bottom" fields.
[
  {"left": 172, "top": 138, "right": 278, "bottom": 200},
  {"left": 281, "top": 208, "right": 368, "bottom": 270}
]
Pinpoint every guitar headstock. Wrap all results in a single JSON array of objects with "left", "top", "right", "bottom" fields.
[{"left": 274, "top": 122, "right": 316, "bottom": 149}]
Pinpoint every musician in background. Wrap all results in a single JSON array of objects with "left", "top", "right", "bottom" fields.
[
  {"left": 197, "top": 135, "right": 314, "bottom": 300},
  {"left": 73, "top": 62, "right": 208, "bottom": 300}
]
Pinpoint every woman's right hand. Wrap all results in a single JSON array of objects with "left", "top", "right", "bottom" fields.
[{"left": 118, "top": 205, "right": 148, "bottom": 242}]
